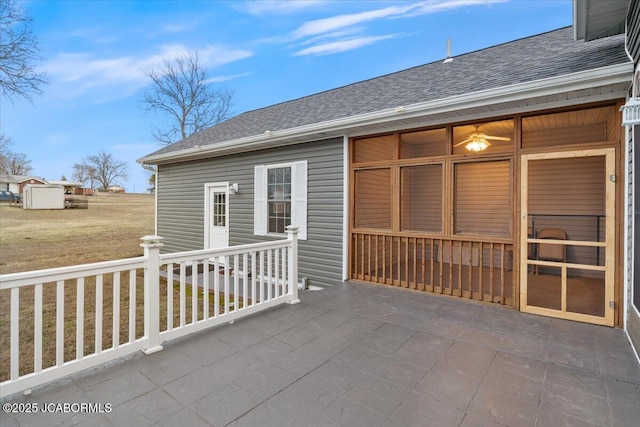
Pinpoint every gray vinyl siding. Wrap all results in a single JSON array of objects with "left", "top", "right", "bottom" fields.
[
  {"left": 625, "top": 0, "right": 639, "bottom": 354},
  {"left": 632, "top": 126, "right": 640, "bottom": 339},
  {"left": 156, "top": 137, "right": 344, "bottom": 287}
]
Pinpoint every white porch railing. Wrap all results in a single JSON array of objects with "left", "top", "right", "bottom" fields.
[{"left": 0, "top": 226, "right": 300, "bottom": 398}]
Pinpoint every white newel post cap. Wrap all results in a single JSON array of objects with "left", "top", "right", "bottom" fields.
[
  {"left": 285, "top": 225, "right": 299, "bottom": 234},
  {"left": 621, "top": 97, "right": 640, "bottom": 126},
  {"left": 140, "top": 235, "right": 164, "bottom": 246}
]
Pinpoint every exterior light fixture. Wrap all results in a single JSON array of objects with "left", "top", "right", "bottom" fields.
[
  {"left": 620, "top": 97, "right": 640, "bottom": 126},
  {"left": 229, "top": 183, "right": 239, "bottom": 194}
]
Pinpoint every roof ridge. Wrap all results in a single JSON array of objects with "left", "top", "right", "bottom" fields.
[{"left": 237, "top": 26, "right": 574, "bottom": 117}]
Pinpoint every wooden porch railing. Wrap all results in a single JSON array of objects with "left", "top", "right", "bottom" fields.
[
  {"left": 351, "top": 233, "right": 515, "bottom": 306},
  {"left": 0, "top": 227, "right": 300, "bottom": 398}
]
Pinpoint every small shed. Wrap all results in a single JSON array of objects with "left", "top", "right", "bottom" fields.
[{"left": 23, "top": 184, "right": 65, "bottom": 210}]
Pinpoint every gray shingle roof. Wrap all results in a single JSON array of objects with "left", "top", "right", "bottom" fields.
[{"left": 145, "top": 27, "right": 628, "bottom": 158}]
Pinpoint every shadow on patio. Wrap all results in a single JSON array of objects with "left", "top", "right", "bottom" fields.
[{"left": 3, "top": 281, "right": 640, "bottom": 427}]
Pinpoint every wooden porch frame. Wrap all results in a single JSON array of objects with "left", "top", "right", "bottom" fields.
[{"left": 348, "top": 101, "right": 624, "bottom": 325}]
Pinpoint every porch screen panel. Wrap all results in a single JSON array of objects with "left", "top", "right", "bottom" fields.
[
  {"left": 522, "top": 105, "right": 616, "bottom": 149},
  {"left": 401, "top": 164, "right": 443, "bottom": 232},
  {"left": 528, "top": 156, "right": 605, "bottom": 274},
  {"left": 400, "top": 128, "right": 447, "bottom": 158},
  {"left": 354, "top": 168, "right": 392, "bottom": 229},
  {"left": 353, "top": 135, "right": 395, "bottom": 163},
  {"left": 454, "top": 160, "right": 511, "bottom": 237}
]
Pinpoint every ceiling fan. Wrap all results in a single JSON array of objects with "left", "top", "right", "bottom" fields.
[{"left": 454, "top": 127, "right": 511, "bottom": 152}]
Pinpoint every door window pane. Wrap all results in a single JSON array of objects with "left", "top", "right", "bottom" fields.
[{"left": 213, "top": 192, "right": 226, "bottom": 227}]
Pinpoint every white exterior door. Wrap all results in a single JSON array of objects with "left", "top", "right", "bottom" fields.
[{"left": 205, "top": 183, "right": 229, "bottom": 249}]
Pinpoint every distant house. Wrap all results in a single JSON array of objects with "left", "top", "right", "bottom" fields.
[
  {"left": 107, "top": 185, "right": 125, "bottom": 193},
  {"left": 0, "top": 175, "right": 89, "bottom": 196},
  {"left": 47, "top": 180, "right": 84, "bottom": 195},
  {"left": 0, "top": 174, "right": 46, "bottom": 194},
  {"left": 140, "top": 2, "right": 640, "bottom": 360}
]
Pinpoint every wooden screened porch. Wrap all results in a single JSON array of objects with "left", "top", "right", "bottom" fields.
[{"left": 348, "top": 102, "right": 623, "bottom": 325}]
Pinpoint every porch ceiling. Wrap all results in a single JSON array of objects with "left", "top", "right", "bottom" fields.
[{"left": 573, "top": 0, "right": 630, "bottom": 41}]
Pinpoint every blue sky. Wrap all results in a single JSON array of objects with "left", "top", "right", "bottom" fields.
[{"left": 3, "top": 0, "right": 572, "bottom": 193}]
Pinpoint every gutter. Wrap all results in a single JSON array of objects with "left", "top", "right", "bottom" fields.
[{"left": 138, "top": 62, "right": 633, "bottom": 166}]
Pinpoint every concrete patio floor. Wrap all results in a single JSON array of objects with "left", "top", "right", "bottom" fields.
[{"left": 2, "top": 281, "right": 640, "bottom": 427}]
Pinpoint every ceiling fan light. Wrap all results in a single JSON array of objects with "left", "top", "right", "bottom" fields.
[{"left": 465, "top": 137, "right": 489, "bottom": 152}]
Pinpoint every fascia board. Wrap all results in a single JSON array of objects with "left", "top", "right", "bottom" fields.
[{"left": 139, "top": 62, "right": 633, "bottom": 165}]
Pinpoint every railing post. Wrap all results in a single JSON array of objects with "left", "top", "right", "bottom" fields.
[
  {"left": 141, "top": 235, "right": 164, "bottom": 354},
  {"left": 285, "top": 226, "right": 300, "bottom": 304}
]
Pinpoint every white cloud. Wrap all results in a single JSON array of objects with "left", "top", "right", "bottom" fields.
[
  {"left": 69, "top": 27, "right": 119, "bottom": 44},
  {"left": 292, "top": 4, "right": 418, "bottom": 39},
  {"left": 159, "top": 22, "right": 199, "bottom": 34},
  {"left": 206, "top": 72, "right": 252, "bottom": 83},
  {"left": 41, "top": 44, "right": 253, "bottom": 100},
  {"left": 240, "top": 0, "right": 325, "bottom": 15},
  {"left": 297, "top": 27, "right": 364, "bottom": 46},
  {"left": 293, "top": 34, "right": 399, "bottom": 56},
  {"left": 288, "top": 0, "right": 505, "bottom": 56},
  {"left": 197, "top": 45, "right": 254, "bottom": 68},
  {"left": 408, "top": 0, "right": 506, "bottom": 17}
]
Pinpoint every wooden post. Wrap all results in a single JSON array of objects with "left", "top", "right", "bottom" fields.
[
  {"left": 286, "top": 226, "right": 300, "bottom": 304},
  {"left": 141, "top": 235, "right": 164, "bottom": 355}
]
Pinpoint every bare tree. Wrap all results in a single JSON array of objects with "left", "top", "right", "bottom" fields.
[
  {"left": 0, "top": 133, "right": 11, "bottom": 172},
  {"left": 72, "top": 162, "right": 96, "bottom": 189},
  {"left": 0, "top": 0, "right": 48, "bottom": 102},
  {"left": 0, "top": 133, "right": 33, "bottom": 175},
  {"left": 6, "top": 151, "right": 32, "bottom": 175},
  {"left": 74, "top": 151, "right": 128, "bottom": 190},
  {"left": 142, "top": 51, "right": 233, "bottom": 145}
]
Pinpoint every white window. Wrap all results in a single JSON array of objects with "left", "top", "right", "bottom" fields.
[
  {"left": 267, "top": 167, "right": 291, "bottom": 234},
  {"left": 254, "top": 161, "right": 307, "bottom": 240}
]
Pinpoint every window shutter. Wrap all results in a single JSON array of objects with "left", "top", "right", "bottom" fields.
[
  {"left": 254, "top": 165, "right": 266, "bottom": 236},
  {"left": 293, "top": 161, "right": 308, "bottom": 240}
]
